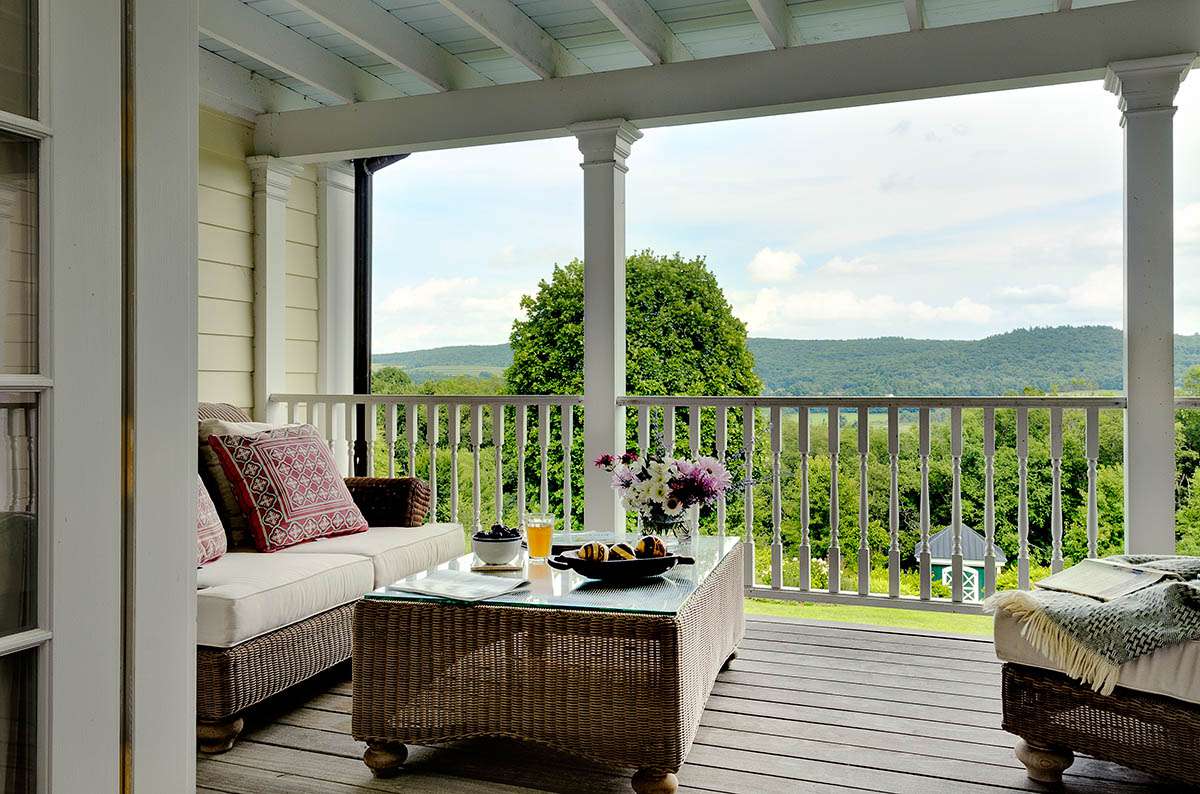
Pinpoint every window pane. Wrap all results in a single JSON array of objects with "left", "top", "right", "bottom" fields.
[
  {"left": 0, "top": 133, "right": 37, "bottom": 374},
  {"left": 0, "top": 394, "right": 35, "bottom": 639},
  {"left": 0, "top": 0, "right": 37, "bottom": 119},
  {"left": 0, "top": 650, "right": 36, "bottom": 793}
]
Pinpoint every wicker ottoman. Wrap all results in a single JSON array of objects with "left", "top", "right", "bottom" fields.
[{"left": 351, "top": 536, "right": 744, "bottom": 793}]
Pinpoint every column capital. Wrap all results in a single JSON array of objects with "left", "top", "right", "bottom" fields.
[
  {"left": 570, "top": 119, "right": 642, "bottom": 172},
  {"left": 316, "top": 161, "right": 355, "bottom": 195},
  {"left": 246, "top": 155, "right": 304, "bottom": 201},
  {"left": 1105, "top": 53, "right": 1195, "bottom": 119}
]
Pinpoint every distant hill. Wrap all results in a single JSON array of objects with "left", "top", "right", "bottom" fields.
[
  {"left": 373, "top": 326, "right": 1200, "bottom": 394},
  {"left": 372, "top": 344, "right": 512, "bottom": 383}
]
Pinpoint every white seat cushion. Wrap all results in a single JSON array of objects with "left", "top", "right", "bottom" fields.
[
  {"left": 994, "top": 610, "right": 1200, "bottom": 705},
  {"left": 278, "top": 523, "right": 465, "bottom": 587},
  {"left": 197, "top": 552, "right": 373, "bottom": 648}
]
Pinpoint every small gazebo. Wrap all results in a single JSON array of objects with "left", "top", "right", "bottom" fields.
[{"left": 914, "top": 525, "right": 1007, "bottom": 603}]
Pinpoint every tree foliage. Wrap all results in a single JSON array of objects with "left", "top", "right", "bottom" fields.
[{"left": 506, "top": 251, "right": 761, "bottom": 396}]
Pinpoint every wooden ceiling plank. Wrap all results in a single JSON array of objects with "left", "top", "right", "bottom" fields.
[
  {"left": 289, "top": 0, "right": 492, "bottom": 92},
  {"left": 590, "top": 0, "right": 693, "bottom": 64},
  {"left": 746, "top": 0, "right": 792, "bottom": 50},
  {"left": 199, "top": 0, "right": 401, "bottom": 103},
  {"left": 904, "top": 0, "right": 925, "bottom": 32},
  {"left": 436, "top": 0, "right": 591, "bottom": 79}
]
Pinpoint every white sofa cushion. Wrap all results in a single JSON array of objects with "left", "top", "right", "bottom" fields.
[
  {"left": 278, "top": 523, "right": 466, "bottom": 587},
  {"left": 994, "top": 609, "right": 1200, "bottom": 705},
  {"left": 197, "top": 552, "right": 373, "bottom": 648}
]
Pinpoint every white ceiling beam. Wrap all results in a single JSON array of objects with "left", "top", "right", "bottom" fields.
[
  {"left": 437, "top": 0, "right": 590, "bottom": 79},
  {"left": 746, "top": 0, "right": 793, "bottom": 50},
  {"left": 199, "top": 0, "right": 401, "bottom": 103},
  {"left": 590, "top": 0, "right": 692, "bottom": 64},
  {"left": 288, "top": 0, "right": 492, "bottom": 92},
  {"left": 199, "top": 49, "right": 321, "bottom": 119},
  {"left": 904, "top": 0, "right": 925, "bottom": 32},
  {"left": 254, "top": 0, "right": 1200, "bottom": 160}
]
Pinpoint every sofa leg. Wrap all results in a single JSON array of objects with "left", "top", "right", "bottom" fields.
[
  {"left": 1015, "top": 738, "right": 1074, "bottom": 784},
  {"left": 197, "top": 717, "right": 244, "bottom": 754},
  {"left": 364, "top": 741, "right": 408, "bottom": 778}
]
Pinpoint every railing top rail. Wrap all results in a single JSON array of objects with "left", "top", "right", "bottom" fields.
[
  {"left": 617, "top": 395, "right": 1130, "bottom": 409},
  {"left": 1176, "top": 397, "right": 1200, "bottom": 408},
  {"left": 268, "top": 393, "right": 583, "bottom": 407}
]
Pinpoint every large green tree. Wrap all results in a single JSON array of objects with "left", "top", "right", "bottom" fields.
[{"left": 506, "top": 250, "right": 761, "bottom": 396}]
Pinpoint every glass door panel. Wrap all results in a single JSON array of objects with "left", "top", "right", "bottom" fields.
[
  {"left": 0, "top": 649, "right": 36, "bottom": 794},
  {"left": 0, "top": 134, "right": 37, "bottom": 375},
  {"left": 0, "top": 0, "right": 37, "bottom": 119},
  {"left": 0, "top": 393, "right": 35, "bottom": 640}
]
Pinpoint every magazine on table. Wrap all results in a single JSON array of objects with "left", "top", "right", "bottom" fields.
[
  {"left": 385, "top": 569, "right": 530, "bottom": 602},
  {"left": 1036, "top": 558, "right": 1183, "bottom": 601}
]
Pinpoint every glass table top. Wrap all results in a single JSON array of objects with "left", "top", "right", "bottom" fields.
[{"left": 365, "top": 534, "right": 740, "bottom": 616}]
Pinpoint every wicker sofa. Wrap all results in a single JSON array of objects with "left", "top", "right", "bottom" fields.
[
  {"left": 195, "top": 403, "right": 465, "bottom": 753},
  {"left": 995, "top": 609, "right": 1200, "bottom": 784}
]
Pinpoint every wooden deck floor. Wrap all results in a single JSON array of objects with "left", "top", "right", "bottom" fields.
[{"left": 197, "top": 616, "right": 1169, "bottom": 794}]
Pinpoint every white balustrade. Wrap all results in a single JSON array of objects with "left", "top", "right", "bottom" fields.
[
  {"left": 266, "top": 392, "right": 1144, "bottom": 613},
  {"left": 614, "top": 395, "right": 1129, "bottom": 613}
]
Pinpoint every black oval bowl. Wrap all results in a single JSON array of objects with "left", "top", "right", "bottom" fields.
[{"left": 547, "top": 550, "right": 695, "bottom": 582}]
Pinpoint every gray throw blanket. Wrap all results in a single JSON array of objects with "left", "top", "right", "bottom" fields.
[{"left": 985, "top": 556, "right": 1200, "bottom": 695}]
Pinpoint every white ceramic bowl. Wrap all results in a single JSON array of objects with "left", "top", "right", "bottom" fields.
[{"left": 472, "top": 535, "right": 522, "bottom": 565}]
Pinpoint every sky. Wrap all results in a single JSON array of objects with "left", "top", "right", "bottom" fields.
[{"left": 372, "top": 77, "right": 1200, "bottom": 354}]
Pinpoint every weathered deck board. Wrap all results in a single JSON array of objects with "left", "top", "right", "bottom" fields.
[{"left": 196, "top": 616, "right": 1169, "bottom": 794}]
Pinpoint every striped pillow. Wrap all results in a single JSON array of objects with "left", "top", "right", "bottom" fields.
[{"left": 196, "top": 475, "right": 227, "bottom": 566}]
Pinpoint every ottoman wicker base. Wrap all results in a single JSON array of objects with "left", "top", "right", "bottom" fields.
[
  {"left": 352, "top": 539, "right": 744, "bottom": 791},
  {"left": 1002, "top": 662, "right": 1200, "bottom": 784}
]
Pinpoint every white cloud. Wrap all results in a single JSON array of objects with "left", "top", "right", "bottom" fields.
[
  {"left": 746, "top": 248, "right": 803, "bottom": 282},
  {"left": 995, "top": 284, "right": 1068, "bottom": 304},
  {"left": 733, "top": 287, "right": 994, "bottom": 337},
  {"left": 1179, "top": 202, "right": 1200, "bottom": 245},
  {"left": 821, "top": 256, "right": 880, "bottom": 275},
  {"left": 377, "top": 277, "right": 479, "bottom": 314},
  {"left": 1066, "top": 264, "right": 1122, "bottom": 311}
]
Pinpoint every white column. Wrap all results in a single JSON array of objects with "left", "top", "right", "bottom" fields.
[
  {"left": 248, "top": 155, "right": 303, "bottom": 422},
  {"left": 572, "top": 119, "right": 641, "bottom": 533},
  {"left": 317, "top": 162, "right": 355, "bottom": 473},
  {"left": 124, "top": 0, "right": 200, "bottom": 788},
  {"left": 1106, "top": 54, "right": 1195, "bottom": 554},
  {"left": 317, "top": 161, "right": 356, "bottom": 395}
]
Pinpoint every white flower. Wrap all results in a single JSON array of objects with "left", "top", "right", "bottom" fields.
[
  {"left": 628, "top": 459, "right": 644, "bottom": 475},
  {"left": 649, "top": 482, "right": 668, "bottom": 504},
  {"left": 662, "top": 495, "right": 686, "bottom": 517}
]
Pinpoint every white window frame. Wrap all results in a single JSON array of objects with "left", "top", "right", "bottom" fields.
[{"left": 0, "top": 1, "right": 53, "bottom": 790}]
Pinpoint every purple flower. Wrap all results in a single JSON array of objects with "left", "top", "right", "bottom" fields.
[
  {"left": 611, "top": 468, "right": 635, "bottom": 489},
  {"left": 594, "top": 453, "right": 616, "bottom": 469},
  {"left": 620, "top": 450, "right": 639, "bottom": 464}
]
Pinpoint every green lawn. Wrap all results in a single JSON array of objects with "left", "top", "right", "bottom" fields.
[{"left": 744, "top": 597, "right": 994, "bottom": 637}]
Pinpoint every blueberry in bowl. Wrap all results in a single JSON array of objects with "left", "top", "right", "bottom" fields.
[{"left": 473, "top": 523, "right": 523, "bottom": 565}]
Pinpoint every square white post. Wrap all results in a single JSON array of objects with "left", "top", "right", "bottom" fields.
[
  {"left": 1106, "top": 54, "right": 1195, "bottom": 554},
  {"left": 572, "top": 119, "right": 641, "bottom": 535},
  {"left": 248, "top": 156, "right": 303, "bottom": 422},
  {"left": 317, "top": 162, "right": 356, "bottom": 472}
]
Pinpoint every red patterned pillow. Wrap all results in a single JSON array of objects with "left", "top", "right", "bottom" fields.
[
  {"left": 196, "top": 475, "right": 226, "bottom": 565},
  {"left": 208, "top": 424, "right": 368, "bottom": 552}
]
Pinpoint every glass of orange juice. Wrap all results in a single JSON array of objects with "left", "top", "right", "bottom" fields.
[{"left": 524, "top": 513, "right": 555, "bottom": 561}]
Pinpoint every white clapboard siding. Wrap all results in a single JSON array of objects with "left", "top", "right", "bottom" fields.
[
  {"left": 285, "top": 166, "right": 320, "bottom": 393},
  {"left": 198, "top": 107, "right": 256, "bottom": 413}
]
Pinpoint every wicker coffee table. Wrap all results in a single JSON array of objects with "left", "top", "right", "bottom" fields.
[{"left": 352, "top": 535, "right": 744, "bottom": 793}]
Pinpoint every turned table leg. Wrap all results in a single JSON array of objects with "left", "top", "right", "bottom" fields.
[
  {"left": 1014, "top": 738, "right": 1074, "bottom": 784},
  {"left": 363, "top": 741, "right": 408, "bottom": 778},
  {"left": 632, "top": 768, "right": 678, "bottom": 794},
  {"left": 197, "top": 717, "right": 244, "bottom": 754}
]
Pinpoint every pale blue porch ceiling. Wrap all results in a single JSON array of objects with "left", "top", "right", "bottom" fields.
[{"left": 201, "top": 0, "right": 1136, "bottom": 108}]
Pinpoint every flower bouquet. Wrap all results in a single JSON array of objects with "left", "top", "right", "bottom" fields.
[{"left": 594, "top": 450, "right": 733, "bottom": 541}]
